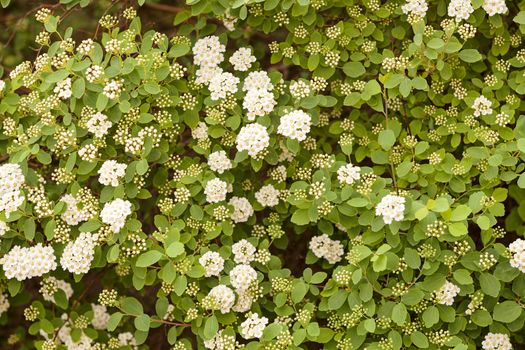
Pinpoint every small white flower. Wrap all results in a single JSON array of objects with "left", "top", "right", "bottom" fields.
[
  {"left": 199, "top": 251, "right": 225, "bottom": 277},
  {"left": 277, "top": 110, "right": 311, "bottom": 141},
  {"left": 435, "top": 281, "right": 460, "bottom": 306},
  {"left": 337, "top": 163, "right": 361, "bottom": 185},
  {"left": 240, "top": 313, "right": 268, "bottom": 339},
  {"left": 255, "top": 184, "right": 280, "bottom": 207},
  {"left": 204, "top": 178, "right": 228, "bottom": 203},
  {"left": 229, "top": 47, "right": 256, "bottom": 71},
  {"left": 375, "top": 194, "right": 406, "bottom": 224}
]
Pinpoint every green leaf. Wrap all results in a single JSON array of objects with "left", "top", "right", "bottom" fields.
[
  {"left": 291, "top": 209, "right": 310, "bottom": 225},
  {"left": 392, "top": 303, "right": 407, "bottom": 326},
  {"left": 134, "top": 314, "right": 151, "bottom": 331},
  {"left": 493, "top": 301, "right": 522, "bottom": 323},
  {"left": 422, "top": 306, "right": 439, "bottom": 328},
  {"left": 136, "top": 250, "right": 163, "bottom": 267},
  {"left": 479, "top": 273, "right": 501, "bottom": 297},
  {"left": 291, "top": 282, "right": 308, "bottom": 304},
  {"left": 453, "top": 269, "right": 472, "bottom": 285},
  {"left": 378, "top": 130, "right": 396, "bottom": 150},
  {"left": 458, "top": 49, "right": 482, "bottom": 63},
  {"left": 204, "top": 315, "right": 219, "bottom": 340},
  {"left": 166, "top": 242, "right": 184, "bottom": 257},
  {"left": 121, "top": 297, "right": 143, "bottom": 315},
  {"left": 450, "top": 205, "right": 471, "bottom": 221},
  {"left": 343, "top": 62, "right": 365, "bottom": 78},
  {"left": 411, "top": 331, "right": 429, "bottom": 348},
  {"left": 107, "top": 312, "right": 123, "bottom": 331},
  {"left": 513, "top": 11, "right": 525, "bottom": 24}
]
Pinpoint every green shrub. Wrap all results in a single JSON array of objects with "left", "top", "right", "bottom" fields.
[{"left": 0, "top": 0, "right": 525, "bottom": 349}]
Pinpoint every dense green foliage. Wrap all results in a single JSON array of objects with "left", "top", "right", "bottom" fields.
[{"left": 1, "top": 0, "right": 525, "bottom": 349}]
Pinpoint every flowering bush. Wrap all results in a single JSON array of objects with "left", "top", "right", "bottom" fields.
[{"left": 1, "top": 0, "right": 525, "bottom": 349}]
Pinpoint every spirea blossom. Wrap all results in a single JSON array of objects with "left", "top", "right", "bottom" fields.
[
  {"left": 255, "top": 184, "right": 280, "bottom": 207},
  {"left": 204, "top": 178, "right": 228, "bottom": 203},
  {"left": 337, "top": 163, "right": 361, "bottom": 185},
  {"left": 192, "top": 121, "right": 208, "bottom": 140},
  {"left": 41, "top": 277, "right": 73, "bottom": 302},
  {"left": 103, "top": 79, "right": 123, "bottom": 99},
  {"left": 401, "top": 0, "right": 428, "bottom": 17},
  {"left": 229, "top": 264, "right": 258, "bottom": 291},
  {"left": 60, "top": 232, "right": 99, "bottom": 274},
  {"left": 54, "top": 78, "right": 72, "bottom": 99},
  {"left": 208, "top": 71, "right": 239, "bottom": 100},
  {"left": 243, "top": 71, "right": 273, "bottom": 91},
  {"left": 482, "top": 0, "right": 507, "bottom": 16},
  {"left": 100, "top": 198, "right": 133, "bottom": 232},
  {"left": 0, "top": 244, "right": 57, "bottom": 281},
  {"left": 195, "top": 65, "right": 222, "bottom": 85},
  {"left": 0, "top": 163, "right": 25, "bottom": 218},
  {"left": 375, "top": 194, "right": 406, "bottom": 224},
  {"left": 208, "top": 150, "right": 233, "bottom": 174},
  {"left": 509, "top": 239, "right": 525, "bottom": 273},
  {"left": 482, "top": 333, "right": 512, "bottom": 350},
  {"left": 0, "top": 220, "right": 8, "bottom": 236},
  {"left": 98, "top": 160, "right": 127, "bottom": 186},
  {"left": 229, "top": 196, "right": 254, "bottom": 223},
  {"left": 472, "top": 96, "right": 493, "bottom": 117},
  {"left": 229, "top": 47, "right": 256, "bottom": 71},
  {"left": 193, "top": 36, "right": 225, "bottom": 67},
  {"left": 91, "top": 304, "right": 110, "bottom": 330},
  {"left": 277, "top": 110, "right": 312, "bottom": 141},
  {"left": 435, "top": 281, "right": 461, "bottom": 306},
  {"left": 232, "top": 239, "right": 256, "bottom": 264},
  {"left": 86, "top": 112, "right": 112, "bottom": 138},
  {"left": 199, "top": 251, "right": 225, "bottom": 277},
  {"left": 236, "top": 123, "right": 270, "bottom": 157},
  {"left": 448, "top": 0, "right": 474, "bottom": 21},
  {"left": 207, "top": 285, "right": 235, "bottom": 314},
  {"left": 309, "top": 234, "right": 344, "bottom": 264},
  {"left": 240, "top": 313, "right": 268, "bottom": 339},
  {"left": 243, "top": 88, "right": 276, "bottom": 120},
  {"left": 0, "top": 80, "right": 5, "bottom": 92},
  {"left": 60, "top": 194, "right": 90, "bottom": 226}
]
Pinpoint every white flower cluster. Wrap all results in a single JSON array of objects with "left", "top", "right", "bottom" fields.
[
  {"left": 54, "top": 78, "right": 72, "bottom": 99},
  {"left": 229, "top": 196, "right": 254, "bottom": 223},
  {"left": 472, "top": 96, "right": 493, "bottom": 117},
  {"left": 0, "top": 163, "right": 25, "bottom": 218},
  {"left": 98, "top": 160, "right": 127, "bottom": 186},
  {"left": 229, "top": 47, "right": 256, "bottom": 71},
  {"left": 192, "top": 121, "right": 208, "bottom": 140},
  {"left": 193, "top": 36, "right": 226, "bottom": 68},
  {"left": 91, "top": 304, "right": 110, "bottom": 330},
  {"left": 375, "top": 194, "right": 406, "bottom": 224},
  {"left": 337, "top": 163, "right": 361, "bottom": 185},
  {"left": 232, "top": 239, "right": 256, "bottom": 264},
  {"left": 277, "top": 109, "right": 312, "bottom": 141},
  {"left": 255, "top": 184, "right": 280, "bottom": 207},
  {"left": 60, "top": 194, "right": 90, "bottom": 226},
  {"left": 204, "top": 330, "right": 238, "bottom": 350},
  {"left": 242, "top": 71, "right": 276, "bottom": 120},
  {"left": 0, "top": 244, "right": 57, "bottom": 281},
  {"left": 509, "top": 239, "right": 525, "bottom": 273},
  {"left": 208, "top": 150, "right": 233, "bottom": 174},
  {"left": 118, "top": 332, "right": 138, "bottom": 349},
  {"left": 240, "top": 313, "right": 268, "bottom": 339},
  {"left": 0, "top": 293, "right": 9, "bottom": 316},
  {"left": 0, "top": 80, "right": 5, "bottom": 92},
  {"left": 209, "top": 71, "right": 239, "bottom": 100},
  {"left": 435, "top": 281, "right": 461, "bottom": 306},
  {"left": 482, "top": 333, "right": 512, "bottom": 350},
  {"left": 401, "top": 0, "right": 428, "bottom": 17},
  {"left": 204, "top": 178, "right": 228, "bottom": 203},
  {"left": 60, "top": 232, "right": 99, "bottom": 274},
  {"left": 0, "top": 220, "right": 9, "bottom": 236},
  {"left": 229, "top": 264, "right": 258, "bottom": 291},
  {"left": 86, "top": 112, "right": 112, "bottom": 138},
  {"left": 100, "top": 198, "right": 132, "bottom": 232},
  {"left": 309, "top": 234, "right": 344, "bottom": 264},
  {"left": 236, "top": 123, "right": 270, "bottom": 157},
  {"left": 207, "top": 285, "right": 236, "bottom": 314},
  {"left": 482, "top": 0, "right": 507, "bottom": 17},
  {"left": 448, "top": 0, "right": 474, "bottom": 21},
  {"left": 103, "top": 79, "right": 123, "bottom": 99},
  {"left": 199, "top": 251, "right": 225, "bottom": 277}
]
